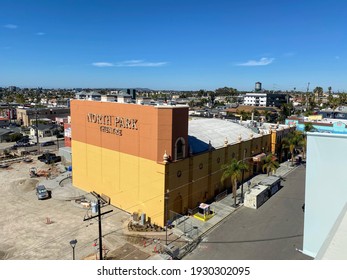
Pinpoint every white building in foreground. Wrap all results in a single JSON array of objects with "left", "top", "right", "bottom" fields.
[{"left": 303, "top": 133, "right": 347, "bottom": 259}]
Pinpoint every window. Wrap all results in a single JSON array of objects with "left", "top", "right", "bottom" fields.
[{"left": 175, "top": 137, "right": 185, "bottom": 160}]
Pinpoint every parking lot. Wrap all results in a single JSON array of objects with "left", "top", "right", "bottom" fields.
[{"left": 0, "top": 155, "right": 167, "bottom": 260}]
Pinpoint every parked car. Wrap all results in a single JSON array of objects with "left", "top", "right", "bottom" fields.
[
  {"left": 38, "top": 152, "right": 56, "bottom": 162},
  {"left": 13, "top": 137, "right": 31, "bottom": 148},
  {"left": 0, "top": 163, "right": 10, "bottom": 168},
  {"left": 41, "top": 141, "right": 55, "bottom": 147},
  {"left": 13, "top": 142, "right": 30, "bottom": 148},
  {"left": 36, "top": 185, "right": 50, "bottom": 200},
  {"left": 44, "top": 155, "right": 61, "bottom": 164}
]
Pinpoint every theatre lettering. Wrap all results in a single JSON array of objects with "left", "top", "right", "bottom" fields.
[{"left": 87, "top": 113, "right": 138, "bottom": 136}]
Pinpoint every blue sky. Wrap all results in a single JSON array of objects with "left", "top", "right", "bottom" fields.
[{"left": 1, "top": 0, "right": 346, "bottom": 92}]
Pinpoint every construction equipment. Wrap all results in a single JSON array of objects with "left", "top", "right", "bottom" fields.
[
  {"left": 29, "top": 167, "right": 38, "bottom": 177},
  {"left": 29, "top": 167, "right": 50, "bottom": 178}
]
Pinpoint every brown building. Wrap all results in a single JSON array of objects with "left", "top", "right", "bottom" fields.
[{"left": 70, "top": 100, "right": 295, "bottom": 227}]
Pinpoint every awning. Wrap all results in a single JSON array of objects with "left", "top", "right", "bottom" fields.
[{"left": 253, "top": 153, "right": 266, "bottom": 162}]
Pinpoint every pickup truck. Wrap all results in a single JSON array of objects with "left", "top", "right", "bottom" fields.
[
  {"left": 43, "top": 155, "right": 61, "bottom": 164},
  {"left": 38, "top": 152, "right": 56, "bottom": 162}
]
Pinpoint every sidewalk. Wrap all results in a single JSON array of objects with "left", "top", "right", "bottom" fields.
[{"left": 151, "top": 160, "right": 299, "bottom": 259}]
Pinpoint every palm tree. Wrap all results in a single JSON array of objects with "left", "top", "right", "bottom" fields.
[
  {"left": 328, "top": 86, "right": 332, "bottom": 94},
  {"left": 282, "top": 131, "right": 304, "bottom": 165},
  {"left": 304, "top": 123, "right": 316, "bottom": 133},
  {"left": 262, "top": 153, "right": 280, "bottom": 176},
  {"left": 221, "top": 159, "right": 248, "bottom": 207},
  {"left": 301, "top": 124, "right": 315, "bottom": 160},
  {"left": 299, "top": 136, "right": 307, "bottom": 160}
]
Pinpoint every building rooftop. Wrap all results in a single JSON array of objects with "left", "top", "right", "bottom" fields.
[
  {"left": 188, "top": 118, "right": 262, "bottom": 154},
  {"left": 315, "top": 203, "right": 347, "bottom": 260},
  {"left": 0, "top": 128, "right": 14, "bottom": 136},
  {"left": 260, "top": 175, "right": 281, "bottom": 186}
]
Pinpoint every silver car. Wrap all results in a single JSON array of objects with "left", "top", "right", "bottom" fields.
[{"left": 36, "top": 185, "right": 50, "bottom": 200}]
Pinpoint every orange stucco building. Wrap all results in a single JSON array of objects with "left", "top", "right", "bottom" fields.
[{"left": 71, "top": 99, "right": 295, "bottom": 227}]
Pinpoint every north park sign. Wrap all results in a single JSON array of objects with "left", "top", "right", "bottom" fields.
[{"left": 87, "top": 113, "right": 138, "bottom": 136}]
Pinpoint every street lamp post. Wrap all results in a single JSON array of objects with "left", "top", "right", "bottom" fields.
[
  {"left": 69, "top": 239, "right": 77, "bottom": 260},
  {"left": 241, "top": 168, "right": 245, "bottom": 203}
]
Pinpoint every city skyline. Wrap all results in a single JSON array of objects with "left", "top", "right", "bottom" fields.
[{"left": 1, "top": 0, "right": 346, "bottom": 92}]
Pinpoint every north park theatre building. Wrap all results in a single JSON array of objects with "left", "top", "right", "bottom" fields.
[{"left": 70, "top": 99, "right": 295, "bottom": 227}]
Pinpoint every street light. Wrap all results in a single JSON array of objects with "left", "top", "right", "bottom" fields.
[
  {"left": 69, "top": 239, "right": 77, "bottom": 260},
  {"left": 35, "top": 93, "right": 40, "bottom": 153}
]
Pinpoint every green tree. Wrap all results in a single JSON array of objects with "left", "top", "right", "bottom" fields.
[
  {"left": 7, "top": 133, "right": 24, "bottom": 142},
  {"left": 299, "top": 136, "right": 307, "bottom": 160},
  {"left": 279, "top": 103, "right": 294, "bottom": 122},
  {"left": 221, "top": 159, "right": 249, "bottom": 207},
  {"left": 304, "top": 123, "right": 316, "bottom": 133},
  {"left": 15, "top": 93, "right": 26, "bottom": 104},
  {"left": 262, "top": 153, "right": 280, "bottom": 176},
  {"left": 197, "top": 89, "right": 206, "bottom": 97},
  {"left": 313, "top": 86, "right": 323, "bottom": 99},
  {"left": 215, "top": 87, "right": 238, "bottom": 96},
  {"left": 282, "top": 131, "right": 304, "bottom": 165},
  {"left": 263, "top": 110, "right": 272, "bottom": 122},
  {"left": 328, "top": 86, "right": 332, "bottom": 94},
  {"left": 339, "top": 93, "right": 347, "bottom": 105},
  {"left": 239, "top": 110, "right": 251, "bottom": 121}
]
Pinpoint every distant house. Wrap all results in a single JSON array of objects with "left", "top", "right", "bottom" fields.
[
  {"left": 30, "top": 124, "right": 58, "bottom": 138},
  {"left": 0, "top": 128, "right": 13, "bottom": 142},
  {"left": 116, "top": 93, "right": 133, "bottom": 103},
  {"left": 75, "top": 91, "right": 101, "bottom": 100}
]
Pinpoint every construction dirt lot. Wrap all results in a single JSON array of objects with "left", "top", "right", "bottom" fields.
[{"left": 0, "top": 155, "right": 179, "bottom": 260}]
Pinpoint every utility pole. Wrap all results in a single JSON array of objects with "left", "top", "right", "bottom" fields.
[
  {"left": 306, "top": 82, "right": 310, "bottom": 110},
  {"left": 83, "top": 191, "right": 113, "bottom": 260},
  {"left": 35, "top": 92, "right": 40, "bottom": 153}
]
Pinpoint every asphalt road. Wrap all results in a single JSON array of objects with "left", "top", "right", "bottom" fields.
[{"left": 184, "top": 165, "right": 313, "bottom": 260}]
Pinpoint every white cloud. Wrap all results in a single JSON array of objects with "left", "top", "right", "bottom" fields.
[
  {"left": 4, "top": 24, "right": 18, "bottom": 29},
  {"left": 237, "top": 57, "right": 274, "bottom": 66},
  {"left": 115, "top": 60, "right": 167, "bottom": 67},
  {"left": 36, "top": 32, "right": 46, "bottom": 36},
  {"left": 92, "top": 62, "right": 115, "bottom": 67},
  {"left": 92, "top": 60, "right": 167, "bottom": 68},
  {"left": 123, "top": 60, "right": 144, "bottom": 64}
]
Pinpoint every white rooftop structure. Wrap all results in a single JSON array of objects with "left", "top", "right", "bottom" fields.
[{"left": 188, "top": 118, "right": 263, "bottom": 154}]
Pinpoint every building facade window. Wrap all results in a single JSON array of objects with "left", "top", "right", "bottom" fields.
[{"left": 175, "top": 137, "right": 186, "bottom": 160}]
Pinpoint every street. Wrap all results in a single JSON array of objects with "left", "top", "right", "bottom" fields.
[{"left": 184, "top": 165, "right": 313, "bottom": 260}]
